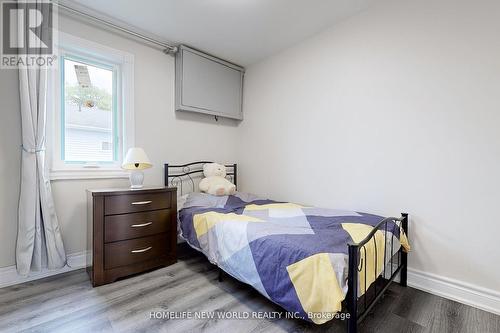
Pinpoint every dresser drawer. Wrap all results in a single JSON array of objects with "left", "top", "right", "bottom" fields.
[
  {"left": 104, "top": 234, "right": 169, "bottom": 270},
  {"left": 104, "top": 210, "right": 172, "bottom": 243},
  {"left": 104, "top": 192, "right": 171, "bottom": 215}
]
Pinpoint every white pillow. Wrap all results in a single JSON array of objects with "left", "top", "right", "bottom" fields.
[{"left": 177, "top": 194, "right": 189, "bottom": 211}]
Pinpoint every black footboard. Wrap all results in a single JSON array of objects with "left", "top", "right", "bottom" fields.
[{"left": 346, "top": 213, "right": 409, "bottom": 333}]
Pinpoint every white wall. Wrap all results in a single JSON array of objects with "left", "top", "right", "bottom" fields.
[
  {"left": 239, "top": 0, "right": 500, "bottom": 293},
  {"left": 1, "top": 0, "right": 499, "bottom": 301},
  {"left": 0, "top": 14, "right": 240, "bottom": 268}
]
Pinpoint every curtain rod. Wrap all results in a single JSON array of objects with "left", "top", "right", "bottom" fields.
[{"left": 54, "top": 2, "right": 178, "bottom": 54}]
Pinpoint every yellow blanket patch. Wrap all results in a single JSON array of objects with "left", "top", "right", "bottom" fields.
[
  {"left": 193, "top": 212, "right": 263, "bottom": 238},
  {"left": 400, "top": 231, "right": 411, "bottom": 253},
  {"left": 342, "top": 223, "right": 386, "bottom": 296},
  {"left": 286, "top": 253, "right": 344, "bottom": 324},
  {"left": 244, "top": 203, "right": 306, "bottom": 211}
]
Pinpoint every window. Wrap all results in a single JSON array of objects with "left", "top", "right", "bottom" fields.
[
  {"left": 62, "top": 57, "right": 117, "bottom": 162},
  {"left": 49, "top": 33, "right": 134, "bottom": 180},
  {"left": 101, "top": 141, "right": 113, "bottom": 151}
]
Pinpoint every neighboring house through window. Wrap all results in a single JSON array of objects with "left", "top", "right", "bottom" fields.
[{"left": 48, "top": 33, "right": 134, "bottom": 180}]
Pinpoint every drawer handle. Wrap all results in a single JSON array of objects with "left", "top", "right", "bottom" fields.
[
  {"left": 131, "top": 200, "right": 152, "bottom": 205},
  {"left": 130, "top": 222, "right": 153, "bottom": 228},
  {"left": 131, "top": 246, "right": 152, "bottom": 253}
]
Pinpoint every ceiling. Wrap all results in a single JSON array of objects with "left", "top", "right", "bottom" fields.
[{"left": 68, "top": 0, "right": 376, "bottom": 66}]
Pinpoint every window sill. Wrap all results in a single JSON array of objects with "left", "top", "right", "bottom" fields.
[{"left": 50, "top": 169, "right": 130, "bottom": 181}]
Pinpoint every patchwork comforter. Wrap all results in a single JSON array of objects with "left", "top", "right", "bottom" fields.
[{"left": 178, "top": 193, "right": 410, "bottom": 324}]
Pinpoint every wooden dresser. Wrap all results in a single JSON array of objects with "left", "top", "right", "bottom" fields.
[{"left": 87, "top": 187, "right": 177, "bottom": 286}]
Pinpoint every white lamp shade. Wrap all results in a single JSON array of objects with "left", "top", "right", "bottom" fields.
[{"left": 122, "top": 147, "right": 152, "bottom": 170}]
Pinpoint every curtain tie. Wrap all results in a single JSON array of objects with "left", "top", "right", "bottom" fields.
[{"left": 21, "top": 145, "right": 45, "bottom": 153}]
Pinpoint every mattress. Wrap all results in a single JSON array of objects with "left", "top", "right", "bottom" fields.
[{"left": 178, "top": 192, "right": 410, "bottom": 324}]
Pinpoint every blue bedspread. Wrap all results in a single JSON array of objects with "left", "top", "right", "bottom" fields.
[{"left": 178, "top": 193, "right": 409, "bottom": 324}]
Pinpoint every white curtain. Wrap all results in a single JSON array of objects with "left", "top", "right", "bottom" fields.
[{"left": 16, "top": 0, "right": 66, "bottom": 275}]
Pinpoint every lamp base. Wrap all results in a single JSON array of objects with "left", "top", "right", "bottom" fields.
[{"left": 129, "top": 170, "right": 144, "bottom": 189}]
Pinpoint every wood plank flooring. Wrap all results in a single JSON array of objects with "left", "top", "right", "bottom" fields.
[{"left": 0, "top": 246, "right": 498, "bottom": 333}]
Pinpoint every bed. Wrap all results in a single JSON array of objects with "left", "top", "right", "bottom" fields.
[{"left": 165, "top": 162, "right": 410, "bottom": 333}]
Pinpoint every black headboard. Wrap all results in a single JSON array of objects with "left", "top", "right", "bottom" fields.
[{"left": 164, "top": 161, "right": 237, "bottom": 195}]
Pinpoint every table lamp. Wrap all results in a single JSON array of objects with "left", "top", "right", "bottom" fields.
[{"left": 122, "top": 147, "right": 152, "bottom": 189}]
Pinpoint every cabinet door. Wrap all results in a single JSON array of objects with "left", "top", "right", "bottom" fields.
[{"left": 176, "top": 46, "right": 243, "bottom": 120}]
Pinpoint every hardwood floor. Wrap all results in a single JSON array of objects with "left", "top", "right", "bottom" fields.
[{"left": 0, "top": 246, "right": 498, "bottom": 333}]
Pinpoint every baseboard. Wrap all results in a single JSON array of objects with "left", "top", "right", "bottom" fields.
[
  {"left": 0, "top": 251, "right": 88, "bottom": 289},
  {"left": 407, "top": 268, "right": 500, "bottom": 315}
]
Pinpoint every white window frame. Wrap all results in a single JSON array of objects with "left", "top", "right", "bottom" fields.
[{"left": 48, "top": 32, "right": 134, "bottom": 180}]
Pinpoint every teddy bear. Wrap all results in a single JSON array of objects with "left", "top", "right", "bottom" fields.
[{"left": 199, "top": 163, "right": 236, "bottom": 196}]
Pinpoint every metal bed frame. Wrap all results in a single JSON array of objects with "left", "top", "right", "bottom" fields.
[
  {"left": 164, "top": 161, "right": 408, "bottom": 333},
  {"left": 164, "top": 161, "right": 237, "bottom": 195}
]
